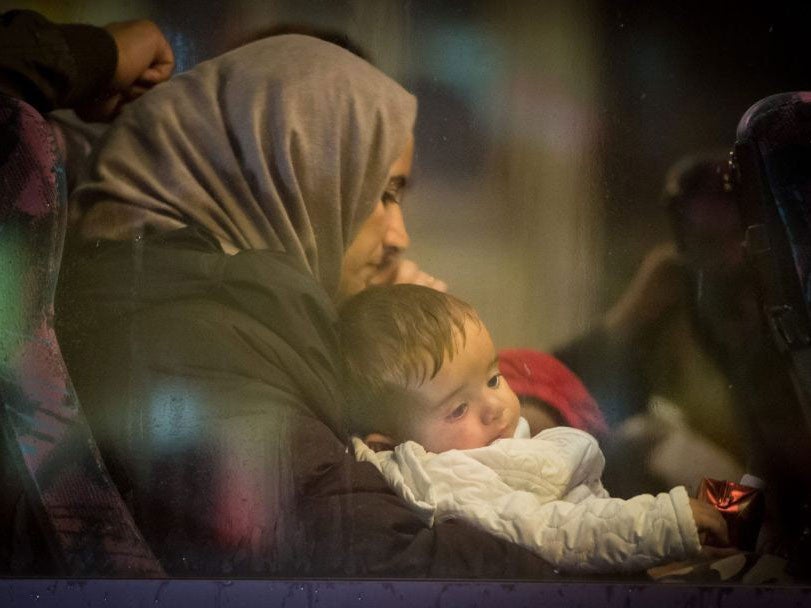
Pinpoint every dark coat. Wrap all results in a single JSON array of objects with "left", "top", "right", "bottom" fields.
[{"left": 56, "top": 227, "right": 558, "bottom": 577}]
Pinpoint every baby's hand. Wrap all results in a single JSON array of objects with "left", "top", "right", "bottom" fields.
[{"left": 689, "top": 498, "right": 730, "bottom": 547}]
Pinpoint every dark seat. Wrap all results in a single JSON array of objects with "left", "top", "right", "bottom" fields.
[
  {"left": 731, "top": 92, "right": 811, "bottom": 575},
  {"left": 0, "top": 93, "right": 163, "bottom": 576}
]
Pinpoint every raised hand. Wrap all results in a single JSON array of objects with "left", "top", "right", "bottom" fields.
[
  {"left": 604, "top": 243, "right": 687, "bottom": 338},
  {"left": 77, "top": 19, "right": 174, "bottom": 121}
]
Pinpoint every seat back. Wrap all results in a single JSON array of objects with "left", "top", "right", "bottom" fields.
[
  {"left": 0, "top": 93, "right": 164, "bottom": 576},
  {"left": 732, "top": 92, "right": 811, "bottom": 574},
  {"left": 733, "top": 92, "right": 811, "bottom": 460}
]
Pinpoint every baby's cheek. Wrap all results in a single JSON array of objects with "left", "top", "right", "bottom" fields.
[{"left": 458, "top": 427, "right": 488, "bottom": 450}]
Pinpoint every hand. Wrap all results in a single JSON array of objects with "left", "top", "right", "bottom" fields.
[
  {"left": 391, "top": 259, "right": 448, "bottom": 292},
  {"left": 604, "top": 243, "right": 687, "bottom": 338},
  {"left": 689, "top": 498, "right": 730, "bottom": 547},
  {"left": 77, "top": 19, "right": 174, "bottom": 121},
  {"left": 369, "top": 258, "right": 448, "bottom": 292}
]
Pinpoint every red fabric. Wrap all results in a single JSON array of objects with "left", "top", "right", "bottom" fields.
[{"left": 498, "top": 348, "right": 609, "bottom": 437}]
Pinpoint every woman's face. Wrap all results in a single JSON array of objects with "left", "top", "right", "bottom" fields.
[{"left": 337, "top": 137, "right": 414, "bottom": 300}]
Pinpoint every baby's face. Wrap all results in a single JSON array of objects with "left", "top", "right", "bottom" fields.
[{"left": 403, "top": 318, "right": 521, "bottom": 452}]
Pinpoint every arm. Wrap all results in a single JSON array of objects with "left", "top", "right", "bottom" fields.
[
  {"left": 374, "top": 434, "right": 703, "bottom": 574},
  {"left": 0, "top": 10, "right": 116, "bottom": 112},
  {"left": 554, "top": 245, "right": 686, "bottom": 426},
  {"left": 298, "top": 424, "right": 562, "bottom": 578},
  {"left": 0, "top": 10, "right": 172, "bottom": 118},
  {"left": 507, "top": 487, "right": 702, "bottom": 573}
]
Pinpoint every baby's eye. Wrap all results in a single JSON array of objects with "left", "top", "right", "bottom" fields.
[
  {"left": 448, "top": 403, "right": 468, "bottom": 420},
  {"left": 487, "top": 373, "right": 502, "bottom": 389}
]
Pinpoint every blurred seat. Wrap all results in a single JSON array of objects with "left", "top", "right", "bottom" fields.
[
  {"left": 0, "top": 92, "right": 164, "bottom": 576},
  {"left": 732, "top": 91, "right": 811, "bottom": 576}
]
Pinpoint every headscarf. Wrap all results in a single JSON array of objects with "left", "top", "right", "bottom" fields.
[
  {"left": 499, "top": 348, "right": 609, "bottom": 438},
  {"left": 73, "top": 35, "right": 417, "bottom": 296}
]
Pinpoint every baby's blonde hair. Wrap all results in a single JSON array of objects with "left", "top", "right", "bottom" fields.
[{"left": 337, "top": 284, "right": 480, "bottom": 437}]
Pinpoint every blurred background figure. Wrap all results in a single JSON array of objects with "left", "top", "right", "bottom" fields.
[{"left": 600, "top": 154, "right": 751, "bottom": 498}]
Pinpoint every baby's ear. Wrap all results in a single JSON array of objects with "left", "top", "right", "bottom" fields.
[{"left": 364, "top": 432, "right": 396, "bottom": 452}]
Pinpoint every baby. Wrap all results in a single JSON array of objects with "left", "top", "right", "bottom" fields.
[{"left": 338, "top": 284, "right": 729, "bottom": 574}]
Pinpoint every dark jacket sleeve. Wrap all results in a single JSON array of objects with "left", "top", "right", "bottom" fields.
[
  {"left": 553, "top": 324, "right": 651, "bottom": 427},
  {"left": 0, "top": 9, "right": 117, "bottom": 112},
  {"left": 294, "top": 420, "right": 559, "bottom": 578}
]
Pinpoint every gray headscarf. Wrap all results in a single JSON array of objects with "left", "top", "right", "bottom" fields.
[{"left": 73, "top": 35, "right": 417, "bottom": 296}]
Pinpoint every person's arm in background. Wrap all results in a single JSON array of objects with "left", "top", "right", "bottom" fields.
[
  {"left": 0, "top": 9, "right": 173, "bottom": 119},
  {"left": 554, "top": 244, "right": 686, "bottom": 426}
]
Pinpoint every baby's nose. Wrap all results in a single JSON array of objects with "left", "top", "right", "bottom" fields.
[{"left": 481, "top": 401, "right": 504, "bottom": 425}]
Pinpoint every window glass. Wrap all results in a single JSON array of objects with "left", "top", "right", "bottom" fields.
[{"left": 2, "top": 0, "right": 810, "bottom": 590}]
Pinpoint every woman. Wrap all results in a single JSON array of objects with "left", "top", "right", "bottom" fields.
[{"left": 56, "top": 35, "right": 556, "bottom": 577}]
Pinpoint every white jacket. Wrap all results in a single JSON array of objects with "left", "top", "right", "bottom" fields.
[{"left": 353, "top": 421, "right": 701, "bottom": 573}]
